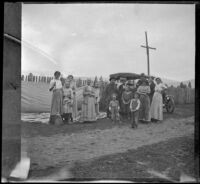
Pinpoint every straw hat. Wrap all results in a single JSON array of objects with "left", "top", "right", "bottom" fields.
[{"left": 155, "top": 77, "right": 162, "bottom": 82}]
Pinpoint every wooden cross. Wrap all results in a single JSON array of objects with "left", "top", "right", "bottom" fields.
[{"left": 141, "top": 31, "right": 156, "bottom": 76}]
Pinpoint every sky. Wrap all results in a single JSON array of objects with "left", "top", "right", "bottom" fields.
[{"left": 22, "top": 3, "right": 195, "bottom": 81}]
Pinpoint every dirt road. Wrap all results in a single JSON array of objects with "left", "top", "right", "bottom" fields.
[
  {"left": 23, "top": 115, "right": 194, "bottom": 171},
  {"left": 21, "top": 104, "right": 195, "bottom": 180}
]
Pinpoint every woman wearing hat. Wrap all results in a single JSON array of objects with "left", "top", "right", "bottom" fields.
[
  {"left": 137, "top": 79, "right": 151, "bottom": 123},
  {"left": 150, "top": 77, "right": 167, "bottom": 122},
  {"left": 80, "top": 79, "right": 97, "bottom": 122}
]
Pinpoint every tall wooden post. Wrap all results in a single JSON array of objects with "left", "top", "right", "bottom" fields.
[
  {"left": 141, "top": 31, "right": 156, "bottom": 76},
  {"left": 145, "top": 32, "right": 150, "bottom": 76}
]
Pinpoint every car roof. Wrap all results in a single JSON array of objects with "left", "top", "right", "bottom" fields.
[{"left": 109, "top": 73, "right": 154, "bottom": 80}]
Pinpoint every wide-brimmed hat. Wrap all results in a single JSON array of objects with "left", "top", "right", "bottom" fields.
[
  {"left": 67, "top": 75, "right": 74, "bottom": 79},
  {"left": 155, "top": 77, "right": 162, "bottom": 82}
]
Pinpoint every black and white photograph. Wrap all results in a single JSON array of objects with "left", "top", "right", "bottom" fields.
[{"left": 2, "top": 2, "right": 198, "bottom": 182}]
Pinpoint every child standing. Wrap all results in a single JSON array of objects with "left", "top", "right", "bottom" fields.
[
  {"left": 130, "top": 93, "right": 141, "bottom": 128},
  {"left": 62, "top": 80, "right": 73, "bottom": 124},
  {"left": 109, "top": 94, "right": 120, "bottom": 123}
]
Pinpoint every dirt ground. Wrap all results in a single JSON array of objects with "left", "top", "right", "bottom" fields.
[{"left": 21, "top": 104, "right": 196, "bottom": 181}]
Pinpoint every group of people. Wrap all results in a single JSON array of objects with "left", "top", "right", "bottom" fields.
[
  {"left": 48, "top": 71, "right": 167, "bottom": 127},
  {"left": 49, "top": 71, "right": 100, "bottom": 125},
  {"left": 103, "top": 73, "right": 167, "bottom": 128}
]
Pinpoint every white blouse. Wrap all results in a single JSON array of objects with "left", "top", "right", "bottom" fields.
[{"left": 49, "top": 79, "right": 63, "bottom": 90}]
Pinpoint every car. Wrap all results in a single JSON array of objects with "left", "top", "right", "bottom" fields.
[{"left": 109, "top": 72, "right": 175, "bottom": 113}]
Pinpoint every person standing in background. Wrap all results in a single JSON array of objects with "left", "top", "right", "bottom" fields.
[
  {"left": 100, "top": 77, "right": 118, "bottom": 118},
  {"left": 148, "top": 76, "right": 155, "bottom": 104},
  {"left": 121, "top": 84, "right": 133, "bottom": 120},
  {"left": 94, "top": 82, "right": 100, "bottom": 116},
  {"left": 49, "top": 71, "right": 63, "bottom": 125},
  {"left": 137, "top": 79, "right": 151, "bottom": 123},
  {"left": 117, "top": 77, "right": 127, "bottom": 117},
  {"left": 67, "top": 75, "right": 77, "bottom": 122}
]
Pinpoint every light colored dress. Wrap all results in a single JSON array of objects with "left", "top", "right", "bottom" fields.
[
  {"left": 63, "top": 87, "right": 73, "bottom": 114},
  {"left": 94, "top": 87, "right": 100, "bottom": 115},
  {"left": 150, "top": 83, "right": 167, "bottom": 121},
  {"left": 137, "top": 85, "right": 151, "bottom": 122},
  {"left": 109, "top": 100, "right": 120, "bottom": 121},
  {"left": 80, "top": 85, "right": 97, "bottom": 122},
  {"left": 69, "top": 80, "right": 78, "bottom": 119},
  {"left": 49, "top": 78, "right": 63, "bottom": 124}
]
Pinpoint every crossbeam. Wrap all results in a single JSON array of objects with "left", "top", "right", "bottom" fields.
[{"left": 141, "top": 31, "right": 156, "bottom": 76}]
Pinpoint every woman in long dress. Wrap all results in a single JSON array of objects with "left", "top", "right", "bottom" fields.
[
  {"left": 49, "top": 71, "right": 63, "bottom": 125},
  {"left": 80, "top": 79, "right": 97, "bottom": 122},
  {"left": 137, "top": 79, "right": 151, "bottom": 123},
  {"left": 150, "top": 77, "right": 167, "bottom": 122},
  {"left": 67, "top": 75, "right": 77, "bottom": 122}
]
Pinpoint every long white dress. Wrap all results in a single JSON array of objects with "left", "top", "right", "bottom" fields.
[
  {"left": 150, "top": 83, "right": 167, "bottom": 121},
  {"left": 94, "top": 87, "right": 100, "bottom": 115},
  {"left": 69, "top": 80, "right": 78, "bottom": 120}
]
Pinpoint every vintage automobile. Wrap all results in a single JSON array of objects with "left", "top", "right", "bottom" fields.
[{"left": 109, "top": 72, "right": 175, "bottom": 113}]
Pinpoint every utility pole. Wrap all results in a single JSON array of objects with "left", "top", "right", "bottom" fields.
[{"left": 141, "top": 31, "right": 156, "bottom": 76}]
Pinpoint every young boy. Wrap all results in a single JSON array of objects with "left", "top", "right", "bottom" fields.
[
  {"left": 130, "top": 92, "right": 141, "bottom": 128},
  {"left": 109, "top": 93, "right": 120, "bottom": 123}
]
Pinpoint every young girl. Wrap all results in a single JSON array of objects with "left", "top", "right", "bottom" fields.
[
  {"left": 49, "top": 71, "right": 63, "bottom": 125},
  {"left": 62, "top": 80, "right": 73, "bottom": 124},
  {"left": 109, "top": 93, "right": 120, "bottom": 123},
  {"left": 130, "top": 92, "right": 141, "bottom": 128},
  {"left": 67, "top": 75, "right": 77, "bottom": 122},
  {"left": 94, "top": 82, "right": 100, "bottom": 116}
]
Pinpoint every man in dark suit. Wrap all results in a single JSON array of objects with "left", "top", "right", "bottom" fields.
[{"left": 101, "top": 77, "right": 118, "bottom": 118}]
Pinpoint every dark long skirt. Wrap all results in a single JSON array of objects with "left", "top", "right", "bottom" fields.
[
  {"left": 139, "top": 94, "right": 151, "bottom": 122},
  {"left": 49, "top": 89, "right": 63, "bottom": 125}
]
